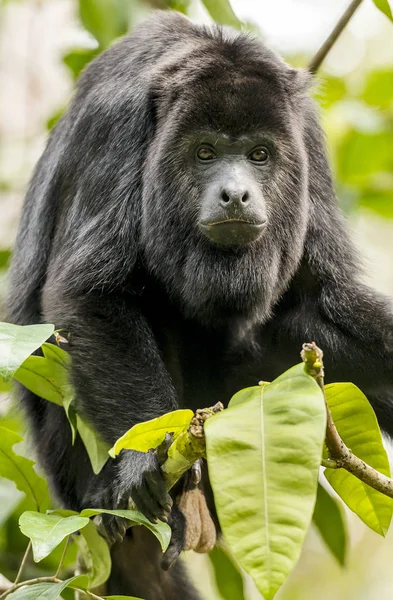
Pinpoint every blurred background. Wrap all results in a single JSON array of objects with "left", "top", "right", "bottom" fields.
[{"left": 1, "top": 0, "right": 393, "bottom": 598}]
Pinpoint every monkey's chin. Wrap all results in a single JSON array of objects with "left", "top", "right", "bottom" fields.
[{"left": 199, "top": 220, "right": 267, "bottom": 247}]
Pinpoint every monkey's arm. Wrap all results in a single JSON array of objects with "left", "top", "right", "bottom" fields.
[
  {"left": 274, "top": 278, "right": 393, "bottom": 435},
  {"left": 42, "top": 290, "right": 178, "bottom": 528}
]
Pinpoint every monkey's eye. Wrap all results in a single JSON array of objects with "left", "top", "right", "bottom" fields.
[
  {"left": 248, "top": 147, "right": 269, "bottom": 164},
  {"left": 196, "top": 146, "right": 217, "bottom": 161}
]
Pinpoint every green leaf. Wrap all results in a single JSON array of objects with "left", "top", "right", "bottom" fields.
[
  {"left": 205, "top": 364, "right": 326, "bottom": 600},
  {"left": 63, "top": 48, "right": 99, "bottom": 79},
  {"left": 109, "top": 409, "right": 194, "bottom": 457},
  {"left": 166, "top": 0, "right": 191, "bottom": 13},
  {"left": 361, "top": 69, "right": 393, "bottom": 109},
  {"left": 201, "top": 0, "right": 243, "bottom": 28},
  {"left": 76, "top": 413, "right": 110, "bottom": 474},
  {"left": 14, "top": 342, "right": 78, "bottom": 442},
  {"left": 0, "top": 322, "right": 54, "bottom": 382},
  {"left": 19, "top": 511, "right": 89, "bottom": 562},
  {"left": 104, "top": 597, "right": 143, "bottom": 600},
  {"left": 46, "top": 107, "right": 64, "bottom": 131},
  {"left": 338, "top": 130, "right": 393, "bottom": 186},
  {"left": 75, "top": 520, "right": 111, "bottom": 588},
  {"left": 79, "top": 0, "right": 128, "bottom": 48},
  {"left": 80, "top": 508, "right": 171, "bottom": 552},
  {"left": 0, "top": 249, "right": 10, "bottom": 269},
  {"left": 49, "top": 509, "right": 79, "bottom": 517},
  {"left": 324, "top": 383, "right": 393, "bottom": 535},
  {"left": 14, "top": 343, "right": 72, "bottom": 407},
  {"left": 64, "top": 397, "right": 78, "bottom": 445},
  {"left": 312, "top": 483, "right": 347, "bottom": 566},
  {"left": 359, "top": 190, "right": 393, "bottom": 219},
  {"left": 318, "top": 76, "right": 347, "bottom": 109},
  {"left": 372, "top": 0, "right": 393, "bottom": 21},
  {"left": 0, "top": 427, "right": 49, "bottom": 512},
  {"left": 14, "top": 355, "right": 70, "bottom": 406},
  {"left": 6, "top": 575, "right": 89, "bottom": 600},
  {"left": 42, "top": 343, "right": 70, "bottom": 367},
  {"left": 209, "top": 544, "right": 245, "bottom": 600}
]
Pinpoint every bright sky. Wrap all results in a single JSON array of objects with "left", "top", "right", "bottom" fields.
[{"left": 192, "top": 0, "right": 392, "bottom": 76}]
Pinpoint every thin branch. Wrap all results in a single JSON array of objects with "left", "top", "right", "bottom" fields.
[
  {"left": 0, "top": 577, "right": 61, "bottom": 600},
  {"left": 0, "top": 578, "right": 106, "bottom": 600},
  {"left": 302, "top": 342, "right": 393, "bottom": 499},
  {"left": 55, "top": 536, "right": 71, "bottom": 579},
  {"left": 161, "top": 403, "right": 223, "bottom": 491},
  {"left": 75, "top": 588, "right": 105, "bottom": 600},
  {"left": 321, "top": 458, "right": 338, "bottom": 469},
  {"left": 13, "top": 541, "right": 31, "bottom": 585},
  {"left": 308, "top": 0, "right": 363, "bottom": 74}
]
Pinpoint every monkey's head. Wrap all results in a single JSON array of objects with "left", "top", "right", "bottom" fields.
[
  {"left": 45, "top": 13, "right": 319, "bottom": 327},
  {"left": 140, "top": 21, "right": 312, "bottom": 324}
]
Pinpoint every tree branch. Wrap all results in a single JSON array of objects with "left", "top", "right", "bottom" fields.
[
  {"left": 0, "top": 577, "right": 62, "bottom": 600},
  {"left": 301, "top": 342, "right": 393, "bottom": 499},
  {"left": 308, "top": 0, "right": 363, "bottom": 74},
  {"left": 161, "top": 404, "right": 223, "bottom": 490},
  {"left": 13, "top": 541, "right": 31, "bottom": 585},
  {"left": 55, "top": 536, "right": 70, "bottom": 579}
]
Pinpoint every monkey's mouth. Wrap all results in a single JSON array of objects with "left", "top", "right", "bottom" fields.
[{"left": 200, "top": 219, "right": 267, "bottom": 247}]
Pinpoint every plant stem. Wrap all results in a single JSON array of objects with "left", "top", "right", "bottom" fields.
[
  {"left": 308, "top": 0, "right": 363, "bottom": 74},
  {"left": 13, "top": 541, "right": 31, "bottom": 585},
  {"left": 302, "top": 342, "right": 393, "bottom": 499},
  {"left": 0, "top": 577, "right": 61, "bottom": 600},
  {"left": 75, "top": 588, "right": 105, "bottom": 600},
  {"left": 55, "top": 536, "right": 70, "bottom": 579}
]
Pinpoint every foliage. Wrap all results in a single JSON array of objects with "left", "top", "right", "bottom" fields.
[
  {"left": 208, "top": 544, "right": 246, "bottom": 600},
  {"left": 0, "top": 428, "right": 49, "bottom": 513},
  {"left": 109, "top": 409, "right": 194, "bottom": 456},
  {"left": 1, "top": 0, "right": 393, "bottom": 598},
  {"left": 312, "top": 483, "right": 347, "bottom": 566},
  {"left": 6, "top": 576, "right": 89, "bottom": 600},
  {"left": 205, "top": 367, "right": 326, "bottom": 600},
  {"left": 1, "top": 322, "right": 393, "bottom": 599},
  {"left": 324, "top": 383, "right": 393, "bottom": 535},
  {"left": 372, "top": 0, "right": 393, "bottom": 22}
]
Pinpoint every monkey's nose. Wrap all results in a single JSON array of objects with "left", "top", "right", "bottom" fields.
[{"left": 219, "top": 188, "right": 250, "bottom": 208}]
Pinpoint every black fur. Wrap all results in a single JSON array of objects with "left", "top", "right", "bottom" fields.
[{"left": 8, "top": 11, "right": 393, "bottom": 599}]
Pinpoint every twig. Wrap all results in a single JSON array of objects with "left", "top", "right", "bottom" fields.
[
  {"left": 118, "top": 403, "right": 223, "bottom": 510},
  {"left": 302, "top": 342, "right": 393, "bottom": 499},
  {"left": 75, "top": 588, "right": 105, "bottom": 600},
  {"left": 0, "top": 579, "right": 105, "bottom": 600},
  {"left": 13, "top": 541, "right": 31, "bottom": 585},
  {"left": 0, "top": 577, "right": 61, "bottom": 600},
  {"left": 55, "top": 536, "right": 71, "bottom": 579},
  {"left": 161, "top": 403, "right": 223, "bottom": 491},
  {"left": 308, "top": 0, "right": 363, "bottom": 74}
]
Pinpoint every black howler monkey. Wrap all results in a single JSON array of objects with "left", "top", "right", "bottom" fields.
[{"left": 8, "top": 10, "right": 393, "bottom": 600}]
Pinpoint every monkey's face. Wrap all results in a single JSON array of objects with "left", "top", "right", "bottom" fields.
[
  {"left": 140, "top": 61, "right": 310, "bottom": 322},
  {"left": 194, "top": 134, "right": 270, "bottom": 247},
  {"left": 143, "top": 74, "right": 308, "bottom": 247}
]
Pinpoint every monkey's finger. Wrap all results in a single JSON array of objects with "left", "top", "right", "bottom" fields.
[
  {"left": 139, "top": 484, "right": 170, "bottom": 522},
  {"left": 131, "top": 488, "right": 159, "bottom": 524},
  {"left": 110, "top": 516, "right": 128, "bottom": 543},
  {"left": 161, "top": 541, "right": 182, "bottom": 570},
  {"left": 161, "top": 505, "right": 186, "bottom": 570},
  {"left": 96, "top": 514, "right": 123, "bottom": 545},
  {"left": 144, "top": 471, "right": 173, "bottom": 512}
]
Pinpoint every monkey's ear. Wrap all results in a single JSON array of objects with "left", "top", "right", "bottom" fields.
[{"left": 283, "top": 67, "right": 313, "bottom": 98}]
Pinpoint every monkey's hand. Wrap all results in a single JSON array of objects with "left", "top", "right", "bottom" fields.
[{"left": 84, "top": 450, "right": 173, "bottom": 545}]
